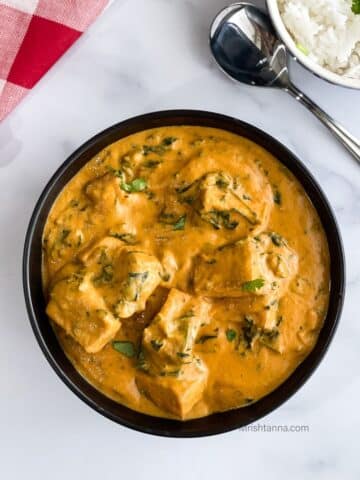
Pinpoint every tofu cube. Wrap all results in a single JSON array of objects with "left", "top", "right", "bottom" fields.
[
  {"left": 141, "top": 288, "right": 210, "bottom": 368},
  {"left": 136, "top": 362, "right": 207, "bottom": 419},
  {"left": 177, "top": 169, "right": 272, "bottom": 231},
  {"left": 194, "top": 233, "right": 298, "bottom": 298},
  {"left": 80, "top": 237, "right": 163, "bottom": 318},
  {"left": 136, "top": 289, "right": 210, "bottom": 417},
  {"left": 46, "top": 270, "right": 120, "bottom": 353}
]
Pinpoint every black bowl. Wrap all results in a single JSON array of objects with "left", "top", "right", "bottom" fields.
[{"left": 23, "top": 110, "right": 345, "bottom": 437}]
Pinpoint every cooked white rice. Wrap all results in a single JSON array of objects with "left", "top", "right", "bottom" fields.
[{"left": 278, "top": 0, "right": 360, "bottom": 79}]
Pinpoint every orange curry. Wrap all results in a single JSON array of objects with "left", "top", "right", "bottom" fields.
[{"left": 42, "top": 126, "right": 330, "bottom": 420}]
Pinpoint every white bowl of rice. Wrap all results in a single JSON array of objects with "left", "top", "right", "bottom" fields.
[{"left": 266, "top": 0, "right": 360, "bottom": 89}]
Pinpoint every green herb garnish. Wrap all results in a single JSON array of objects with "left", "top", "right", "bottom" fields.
[
  {"left": 142, "top": 160, "right": 162, "bottom": 168},
  {"left": 226, "top": 329, "right": 237, "bottom": 342},
  {"left": 205, "top": 210, "right": 238, "bottom": 230},
  {"left": 270, "top": 232, "right": 283, "bottom": 247},
  {"left": 159, "top": 212, "right": 186, "bottom": 230},
  {"left": 162, "top": 136, "right": 177, "bottom": 146},
  {"left": 112, "top": 341, "right": 136, "bottom": 358},
  {"left": 242, "top": 316, "right": 258, "bottom": 349},
  {"left": 121, "top": 178, "right": 147, "bottom": 193},
  {"left": 161, "top": 272, "right": 171, "bottom": 282},
  {"left": 109, "top": 232, "right": 137, "bottom": 244},
  {"left": 215, "top": 176, "right": 230, "bottom": 189},
  {"left": 296, "top": 43, "right": 309, "bottom": 55},
  {"left": 352, "top": 0, "right": 360, "bottom": 14},
  {"left": 59, "top": 229, "right": 71, "bottom": 243},
  {"left": 142, "top": 137, "right": 177, "bottom": 156},
  {"left": 260, "top": 329, "right": 279, "bottom": 343},
  {"left": 93, "top": 251, "right": 114, "bottom": 284},
  {"left": 110, "top": 168, "right": 123, "bottom": 178},
  {"left": 175, "top": 183, "right": 192, "bottom": 194},
  {"left": 196, "top": 334, "right": 218, "bottom": 344},
  {"left": 102, "top": 265, "right": 114, "bottom": 281},
  {"left": 242, "top": 278, "right": 265, "bottom": 292},
  {"left": 128, "top": 271, "right": 149, "bottom": 282},
  {"left": 173, "top": 215, "right": 186, "bottom": 231},
  {"left": 177, "top": 352, "right": 190, "bottom": 358},
  {"left": 273, "top": 189, "right": 282, "bottom": 205},
  {"left": 136, "top": 350, "right": 149, "bottom": 371}
]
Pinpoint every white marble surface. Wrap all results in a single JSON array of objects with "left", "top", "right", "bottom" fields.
[{"left": 1, "top": 0, "right": 360, "bottom": 478}]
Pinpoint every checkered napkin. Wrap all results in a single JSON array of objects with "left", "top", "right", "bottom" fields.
[{"left": 0, "top": 0, "right": 109, "bottom": 121}]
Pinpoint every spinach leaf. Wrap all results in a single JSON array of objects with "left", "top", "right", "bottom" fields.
[
  {"left": 112, "top": 341, "right": 136, "bottom": 358},
  {"left": 173, "top": 215, "right": 186, "bottom": 231},
  {"left": 121, "top": 178, "right": 147, "bottom": 193},
  {"left": 196, "top": 334, "right": 218, "bottom": 344},
  {"left": 142, "top": 160, "right": 162, "bottom": 168},
  {"left": 242, "top": 278, "right": 265, "bottom": 293},
  {"left": 273, "top": 189, "right": 282, "bottom": 205},
  {"left": 352, "top": 0, "right": 360, "bottom": 14},
  {"left": 109, "top": 232, "right": 137, "bottom": 245},
  {"left": 270, "top": 232, "right": 283, "bottom": 247},
  {"left": 226, "top": 329, "right": 237, "bottom": 342},
  {"left": 205, "top": 210, "right": 238, "bottom": 230}
]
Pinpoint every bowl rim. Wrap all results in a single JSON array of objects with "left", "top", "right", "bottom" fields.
[
  {"left": 23, "top": 109, "right": 345, "bottom": 437},
  {"left": 266, "top": 0, "right": 360, "bottom": 90}
]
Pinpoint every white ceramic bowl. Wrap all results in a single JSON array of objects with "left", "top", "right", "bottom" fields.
[{"left": 266, "top": 0, "right": 360, "bottom": 90}]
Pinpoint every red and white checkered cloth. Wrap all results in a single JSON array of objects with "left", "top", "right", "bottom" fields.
[{"left": 0, "top": 0, "right": 110, "bottom": 121}]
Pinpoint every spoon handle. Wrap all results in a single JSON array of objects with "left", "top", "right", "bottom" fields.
[{"left": 285, "top": 83, "right": 360, "bottom": 164}]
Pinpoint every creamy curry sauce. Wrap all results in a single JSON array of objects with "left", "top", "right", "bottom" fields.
[{"left": 42, "top": 126, "right": 330, "bottom": 420}]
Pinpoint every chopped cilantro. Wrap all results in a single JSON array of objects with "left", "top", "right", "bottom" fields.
[
  {"left": 226, "top": 329, "right": 237, "bottom": 342},
  {"left": 215, "top": 175, "right": 230, "bottom": 189},
  {"left": 296, "top": 43, "right": 309, "bottom": 55},
  {"left": 121, "top": 178, "right": 147, "bottom": 193},
  {"left": 142, "top": 137, "right": 177, "bottom": 156},
  {"left": 162, "top": 136, "right": 177, "bottom": 146},
  {"left": 242, "top": 316, "right": 258, "bottom": 349},
  {"left": 205, "top": 210, "right": 238, "bottom": 230},
  {"left": 59, "top": 229, "right": 71, "bottom": 243},
  {"left": 128, "top": 271, "right": 149, "bottom": 282},
  {"left": 109, "top": 232, "right": 137, "bottom": 244},
  {"left": 352, "top": 0, "right": 360, "bottom": 14},
  {"left": 93, "top": 252, "right": 114, "bottom": 285},
  {"left": 273, "top": 189, "right": 282, "bottom": 205},
  {"left": 196, "top": 334, "right": 218, "bottom": 344},
  {"left": 177, "top": 352, "right": 190, "bottom": 358},
  {"left": 242, "top": 278, "right": 265, "bottom": 292},
  {"left": 161, "top": 272, "right": 171, "bottom": 282},
  {"left": 173, "top": 215, "right": 186, "bottom": 231},
  {"left": 112, "top": 341, "right": 136, "bottom": 358},
  {"left": 175, "top": 183, "right": 192, "bottom": 194},
  {"left": 270, "top": 232, "right": 283, "bottom": 247},
  {"left": 159, "top": 212, "right": 186, "bottom": 230},
  {"left": 142, "top": 160, "right": 162, "bottom": 168}
]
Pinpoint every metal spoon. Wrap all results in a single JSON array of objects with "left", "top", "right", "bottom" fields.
[{"left": 209, "top": 2, "right": 360, "bottom": 163}]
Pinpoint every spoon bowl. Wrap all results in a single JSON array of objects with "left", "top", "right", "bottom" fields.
[{"left": 210, "top": 3, "right": 288, "bottom": 88}]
